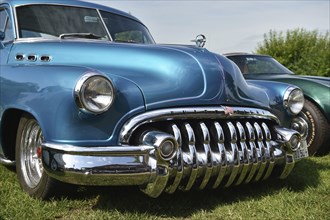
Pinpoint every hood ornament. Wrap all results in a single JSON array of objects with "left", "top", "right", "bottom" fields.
[
  {"left": 192, "top": 34, "right": 206, "bottom": 48},
  {"left": 224, "top": 106, "right": 234, "bottom": 116}
]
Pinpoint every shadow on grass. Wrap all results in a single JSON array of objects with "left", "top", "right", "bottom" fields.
[{"left": 61, "top": 157, "right": 329, "bottom": 218}]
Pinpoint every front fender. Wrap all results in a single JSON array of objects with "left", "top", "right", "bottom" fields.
[
  {"left": 247, "top": 79, "right": 298, "bottom": 127},
  {"left": 0, "top": 65, "right": 145, "bottom": 146}
]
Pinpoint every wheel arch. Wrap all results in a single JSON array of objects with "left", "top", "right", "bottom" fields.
[
  {"left": 304, "top": 95, "right": 330, "bottom": 123},
  {"left": 0, "top": 108, "right": 37, "bottom": 161}
]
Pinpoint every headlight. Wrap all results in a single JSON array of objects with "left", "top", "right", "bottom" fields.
[
  {"left": 75, "top": 73, "right": 115, "bottom": 114},
  {"left": 283, "top": 87, "right": 304, "bottom": 115}
]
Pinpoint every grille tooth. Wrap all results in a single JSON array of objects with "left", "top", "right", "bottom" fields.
[
  {"left": 244, "top": 122, "right": 259, "bottom": 184},
  {"left": 197, "top": 123, "right": 213, "bottom": 190},
  {"left": 261, "top": 123, "right": 275, "bottom": 180},
  {"left": 253, "top": 122, "right": 267, "bottom": 181},
  {"left": 182, "top": 123, "right": 198, "bottom": 191},
  {"left": 224, "top": 122, "right": 240, "bottom": 187},
  {"left": 235, "top": 122, "right": 250, "bottom": 185},
  {"left": 211, "top": 122, "right": 227, "bottom": 189},
  {"left": 166, "top": 124, "right": 183, "bottom": 194}
]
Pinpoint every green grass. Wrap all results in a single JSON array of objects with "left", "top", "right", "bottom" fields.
[{"left": 1, "top": 155, "right": 329, "bottom": 220}]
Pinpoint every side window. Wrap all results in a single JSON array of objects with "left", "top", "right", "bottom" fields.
[
  {"left": 0, "top": 9, "right": 7, "bottom": 32},
  {"left": 0, "top": 8, "right": 14, "bottom": 41}
]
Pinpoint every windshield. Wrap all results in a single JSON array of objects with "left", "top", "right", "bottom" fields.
[
  {"left": 228, "top": 56, "right": 293, "bottom": 74},
  {"left": 100, "top": 11, "right": 154, "bottom": 44},
  {"left": 16, "top": 4, "right": 155, "bottom": 44},
  {"left": 17, "top": 5, "right": 109, "bottom": 40}
]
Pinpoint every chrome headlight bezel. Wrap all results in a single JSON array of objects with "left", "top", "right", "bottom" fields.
[
  {"left": 75, "top": 72, "right": 115, "bottom": 114},
  {"left": 283, "top": 87, "right": 304, "bottom": 115}
]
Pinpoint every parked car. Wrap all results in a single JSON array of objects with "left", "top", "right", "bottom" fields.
[
  {"left": 225, "top": 53, "right": 330, "bottom": 156},
  {"left": 0, "top": 0, "right": 308, "bottom": 199}
]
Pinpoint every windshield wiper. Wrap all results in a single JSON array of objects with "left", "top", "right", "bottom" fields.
[
  {"left": 59, "top": 33, "right": 102, "bottom": 40},
  {"left": 114, "top": 39, "right": 139, "bottom": 44}
]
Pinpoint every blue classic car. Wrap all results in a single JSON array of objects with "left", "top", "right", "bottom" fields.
[{"left": 0, "top": 0, "right": 308, "bottom": 199}]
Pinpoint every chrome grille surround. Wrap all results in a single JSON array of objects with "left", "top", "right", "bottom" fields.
[{"left": 120, "top": 107, "right": 296, "bottom": 197}]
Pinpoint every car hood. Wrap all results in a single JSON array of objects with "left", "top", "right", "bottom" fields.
[
  {"left": 245, "top": 73, "right": 330, "bottom": 86},
  {"left": 9, "top": 40, "right": 269, "bottom": 110},
  {"left": 298, "top": 75, "right": 330, "bottom": 87}
]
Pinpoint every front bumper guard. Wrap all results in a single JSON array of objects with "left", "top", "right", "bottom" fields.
[{"left": 42, "top": 130, "right": 308, "bottom": 198}]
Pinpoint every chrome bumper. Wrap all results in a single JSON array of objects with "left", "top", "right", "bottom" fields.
[{"left": 42, "top": 137, "right": 307, "bottom": 198}]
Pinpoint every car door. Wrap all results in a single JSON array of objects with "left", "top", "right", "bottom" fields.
[{"left": 0, "top": 4, "right": 15, "bottom": 159}]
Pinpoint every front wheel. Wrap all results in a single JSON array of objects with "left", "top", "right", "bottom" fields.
[
  {"left": 302, "top": 99, "right": 330, "bottom": 156},
  {"left": 15, "top": 114, "right": 58, "bottom": 199}
]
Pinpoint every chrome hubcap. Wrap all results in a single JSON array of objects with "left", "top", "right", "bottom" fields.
[
  {"left": 291, "top": 113, "right": 309, "bottom": 140},
  {"left": 20, "top": 119, "right": 44, "bottom": 188}
]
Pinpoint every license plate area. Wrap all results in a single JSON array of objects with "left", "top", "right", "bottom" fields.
[{"left": 294, "top": 140, "right": 309, "bottom": 160}]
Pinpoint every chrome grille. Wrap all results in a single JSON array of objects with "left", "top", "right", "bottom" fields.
[
  {"left": 120, "top": 107, "right": 295, "bottom": 197},
  {"left": 131, "top": 118, "right": 279, "bottom": 193}
]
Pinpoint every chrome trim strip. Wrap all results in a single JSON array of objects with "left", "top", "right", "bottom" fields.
[
  {"left": 0, "top": 155, "right": 15, "bottom": 166},
  {"left": 120, "top": 107, "right": 279, "bottom": 144},
  {"left": 42, "top": 143, "right": 154, "bottom": 186},
  {"left": 42, "top": 143, "right": 154, "bottom": 155},
  {"left": 97, "top": 9, "right": 113, "bottom": 41}
]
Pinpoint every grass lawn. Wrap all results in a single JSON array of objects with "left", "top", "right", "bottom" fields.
[{"left": 0, "top": 154, "right": 329, "bottom": 220}]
